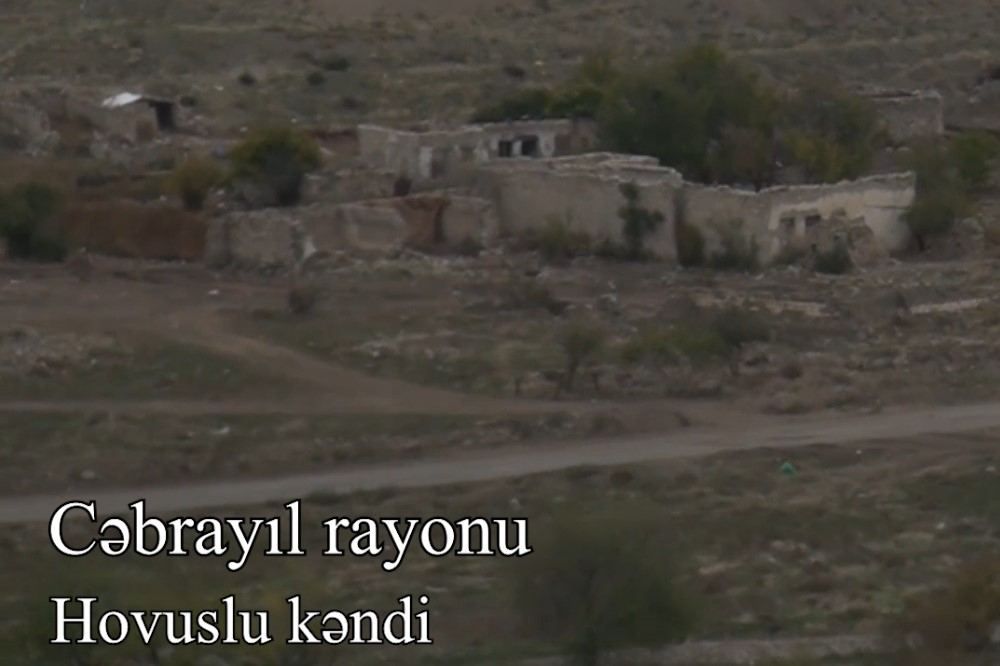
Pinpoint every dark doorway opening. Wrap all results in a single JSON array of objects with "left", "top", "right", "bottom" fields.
[
  {"left": 149, "top": 100, "right": 176, "bottom": 131},
  {"left": 519, "top": 135, "right": 540, "bottom": 157}
]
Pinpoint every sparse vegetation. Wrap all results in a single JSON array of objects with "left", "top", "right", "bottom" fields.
[
  {"left": 168, "top": 156, "right": 225, "bottom": 211},
  {"left": 287, "top": 279, "right": 320, "bottom": 316},
  {"left": 781, "top": 79, "right": 883, "bottom": 182},
  {"left": 512, "top": 504, "right": 697, "bottom": 665},
  {"left": 618, "top": 182, "right": 664, "bottom": 260},
  {"left": 518, "top": 215, "right": 591, "bottom": 263},
  {"left": 0, "top": 182, "right": 66, "bottom": 261},
  {"left": 559, "top": 319, "right": 607, "bottom": 391},
  {"left": 709, "top": 220, "right": 760, "bottom": 272},
  {"left": 889, "top": 558, "right": 1000, "bottom": 660},
  {"left": 813, "top": 240, "right": 853, "bottom": 274},
  {"left": 229, "top": 127, "right": 322, "bottom": 207}
]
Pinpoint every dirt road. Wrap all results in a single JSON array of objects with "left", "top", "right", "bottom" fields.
[{"left": 3, "top": 400, "right": 998, "bottom": 525}]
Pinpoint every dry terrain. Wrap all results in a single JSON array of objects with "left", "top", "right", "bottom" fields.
[{"left": 0, "top": 1, "right": 999, "bottom": 665}]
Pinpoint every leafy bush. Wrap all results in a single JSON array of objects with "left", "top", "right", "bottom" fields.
[
  {"left": 0, "top": 183, "right": 67, "bottom": 261},
  {"left": 813, "top": 240, "right": 853, "bottom": 275},
  {"left": 599, "top": 45, "right": 778, "bottom": 184},
  {"left": 287, "top": 279, "right": 320, "bottom": 316},
  {"left": 230, "top": 127, "right": 322, "bottom": 207},
  {"left": 708, "top": 220, "right": 760, "bottom": 272},
  {"left": 559, "top": 319, "right": 607, "bottom": 391},
  {"left": 618, "top": 182, "right": 664, "bottom": 260},
  {"left": 511, "top": 504, "right": 696, "bottom": 665},
  {"left": 321, "top": 54, "right": 351, "bottom": 71},
  {"left": 890, "top": 558, "right": 1000, "bottom": 658},
  {"left": 169, "top": 156, "right": 225, "bottom": 211},
  {"left": 712, "top": 307, "right": 769, "bottom": 350},
  {"left": 950, "top": 131, "right": 1000, "bottom": 190},
  {"left": 472, "top": 88, "right": 554, "bottom": 123},
  {"left": 904, "top": 141, "right": 971, "bottom": 251},
  {"left": 675, "top": 221, "right": 705, "bottom": 267},
  {"left": 780, "top": 79, "right": 883, "bottom": 182},
  {"left": 518, "top": 216, "right": 591, "bottom": 263},
  {"left": 501, "top": 277, "right": 567, "bottom": 315}
]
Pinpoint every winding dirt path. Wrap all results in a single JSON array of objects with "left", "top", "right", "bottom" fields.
[{"left": 3, "top": 400, "right": 998, "bottom": 525}]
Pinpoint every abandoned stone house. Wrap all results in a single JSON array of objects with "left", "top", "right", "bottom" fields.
[
  {"left": 357, "top": 119, "right": 597, "bottom": 184},
  {"left": 98, "top": 92, "right": 178, "bottom": 144},
  {"left": 210, "top": 107, "right": 922, "bottom": 269}
]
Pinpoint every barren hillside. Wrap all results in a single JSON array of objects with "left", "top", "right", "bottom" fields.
[{"left": 2, "top": 0, "right": 998, "bottom": 130}]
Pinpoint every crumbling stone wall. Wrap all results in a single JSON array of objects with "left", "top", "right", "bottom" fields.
[
  {"left": 479, "top": 154, "right": 915, "bottom": 263},
  {"left": 863, "top": 89, "right": 944, "bottom": 142},
  {"left": 684, "top": 173, "right": 916, "bottom": 260},
  {"left": 478, "top": 154, "right": 683, "bottom": 258},
  {"left": 206, "top": 195, "right": 498, "bottom": 269},
  {"left": 358, "top": 119, "right": 597, "bottom": 183}
]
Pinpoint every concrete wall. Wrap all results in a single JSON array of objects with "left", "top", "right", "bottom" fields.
[
  {"left": 864, "top": 90, "right": 944, "bottom": 142},
  {"left": 206, "top": 194, "right": 497, "bottom": 269},
  {"left": 358, "top": 119, "right": 597, "bottom": 183}
]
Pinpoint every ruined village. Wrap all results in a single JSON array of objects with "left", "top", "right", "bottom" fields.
[{"left": 1, "top": 1, "right": 999, "bottom": 665}]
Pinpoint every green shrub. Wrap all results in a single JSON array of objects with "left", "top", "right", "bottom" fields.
[
  {"left": 950, "top": 131, "right": 1000, "bottom": 191},
  {"left": 663, "top": 324, "right": 729, "bottom": 364},
  {"left": 321, "top": 54, "right": 351, "bottom": 71},
  {"left": 230, "top": 127, "right": 322, "bottom": 207},
  {"left": 501, "top": 277, "right": 567, "bottom": 315},
  {"left": 620, "top": 329, "right": 680, "bottom": 366},
  {"left": 708, "top": 220, "right": 760, "bottom": 272},
  {"left": 472, "top": 88, "right": 554, "bottom": 123},
  {"left": 675, "top": 221, "right": 705, "bottom": 267},
  {"left": 559, "top": 319, "right": 607, "bottom": 391},
  {"left": 771, "top": 244, "right": 806, "bottom": 267},
  {"left": 511, "top": 504, "right": 696, "bottom": 665},
  {"left": 519, "top": 216, "right": 591, "bottom": 263},
  {"left": 169, "top": 156, "right": 225, "bottom": 211},
  {"left": 712, "top": 307, "right": 769, "bottom": 350},
  {"left": 618, "top": 182, "right": 664, "bottom": 260},
  {"left": 813, "top": 240, "right": 853, "bottom": 275},
  {"left": 622, "top": 308, "right": 767, "bottom": 372},
  {"left": 905, "top": 188, "right": 967, "bottom": 251},
  {"left": 890, "top": 558, "right": 1000, "bottom": 658},
  {"left": 0, "top": 183, "right": 66, "bottom": 262},
  {"left": 287, "top": 279, "right": 320, "bottom": 316},
  {"left": 780, "top": 80, "right": 882, "bottom": 182},
  {"left": 599, "top": 44, "right": 778, "bottom": 184}
]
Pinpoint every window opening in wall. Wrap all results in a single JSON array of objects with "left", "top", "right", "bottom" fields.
[
  {"left": 780, "top": 217, "right": 796, "bottom": 234},
  {"left": 805, "top": 214, "right": 823, "bottom": 228},
  {"left": 498, "top": 140, "right": 514, "bottom": 158},
  {"left": 519, "top": 135, "right": 540, "bottom": 157}
]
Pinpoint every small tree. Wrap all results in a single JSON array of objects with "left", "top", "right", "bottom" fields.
[
  {"left": 511, "top": 504, "right": 697, "bottom": 665},
  {"left": 559, "top": 319, "right": 606, "bottom": 392},
  {"left": 618, "top": 182, "right": 664, "bottom": 260},
  {"left": 905, "top": 141, "right": 970, "bottom": 251},
  {"left": 230, "top": 127, "right": 322, "bottom": 207}
]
